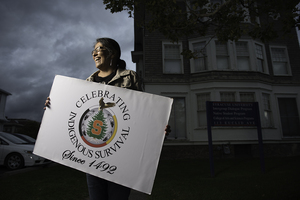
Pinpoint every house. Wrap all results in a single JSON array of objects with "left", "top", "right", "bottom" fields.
[
  {"left": 0, "top": 88, "right": 11, "bottom": 132},
  {"left": 131, "top": 1, "right": 300, "bottom": 158}
]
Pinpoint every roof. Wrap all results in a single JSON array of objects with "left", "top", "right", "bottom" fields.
[{"left": 0, "top": 88, "right": 11, "bottom": 95}]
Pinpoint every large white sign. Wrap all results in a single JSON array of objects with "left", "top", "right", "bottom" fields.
[{"left": 33, "top": 75, "right": 173, "bottom": 194}]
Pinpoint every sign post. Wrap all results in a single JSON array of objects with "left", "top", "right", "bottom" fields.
[{"left": 206, "top": 101, "right": 265, "bottom": 177}]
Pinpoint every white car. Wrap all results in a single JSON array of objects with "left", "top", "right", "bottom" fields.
[{"left": 0, "top": 132, "right": 51, "bottom": 170}]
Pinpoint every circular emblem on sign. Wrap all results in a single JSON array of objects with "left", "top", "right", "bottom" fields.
[{"left": 79, "top": 105, "right": 117, "bottom": 147}]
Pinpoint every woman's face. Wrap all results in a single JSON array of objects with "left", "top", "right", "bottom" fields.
[{"left": 92, "top": 42, "right": 111, "bottom": 70}]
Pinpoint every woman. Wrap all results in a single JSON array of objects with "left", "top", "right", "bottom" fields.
[
  {"left": 45, "top": 38, "right": 171, "bottom": 200},
  {"left": 85, "top": 37, "right": 139, "bottom": 200}
]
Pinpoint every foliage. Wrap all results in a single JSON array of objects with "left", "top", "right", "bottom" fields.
[{"left": 103, "top": 0, "right": 300, "bottom": 57}]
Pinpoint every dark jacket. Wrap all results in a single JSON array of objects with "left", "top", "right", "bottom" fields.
[{"left": 86, "top": 68, "right": 142, "bottom": 91}]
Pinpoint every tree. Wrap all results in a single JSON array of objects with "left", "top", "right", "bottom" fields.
[{"left": 103, "top": 0, "right": 300, "bottom": 57}]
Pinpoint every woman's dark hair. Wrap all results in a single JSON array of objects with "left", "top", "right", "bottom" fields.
[{"left": 94, "top": 37, "right": 126, "bottom": 69}]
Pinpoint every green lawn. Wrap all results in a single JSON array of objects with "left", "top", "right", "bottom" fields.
[{"left": 1, "top": 157, "right": 300, "bottom": 200}]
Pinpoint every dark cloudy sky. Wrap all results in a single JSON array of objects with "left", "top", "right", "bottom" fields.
[{"left": 0, "top": 0, "right": 135, "bottom": 122}]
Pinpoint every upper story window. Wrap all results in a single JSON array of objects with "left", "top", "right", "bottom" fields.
[
  {"left": 235, "top": 41, "right": 250, "bottom": 71},
  {"left": 215, "top": 41, "right": 229, "bottom": 70},
  {"left": 191, "top": 41, "right": 207, "bottom": 72},
  {"left": 255, "top": 43, "right": 265, "bottom": 72},
  {"left": 163, "top": 42, "right": 183, "bottom": 74},
  {"left": 270, "top": 47, "right": 291, "bottom": 75}
]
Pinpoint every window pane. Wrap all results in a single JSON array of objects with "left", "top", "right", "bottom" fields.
[
  {"left": 193, "top": 42, "right": 206, "bottom": 56},
  {"left": 220, "top": 92, "right": 235, "bottom": 101},
  {"left": 164, "top": 60, "right": 182, "bottom": 73},
  {"left": 216, "top": 41, "right": 228, "bottom": 55},
  {"left": 217, "top": 57, "right": 229, "bottom": 69},
  {"left": 271, "top": 48, "right": 287, "bottom": 62},
  {"left": 236, "top": 41, "right": 248, "bottom": 56},
  {"left": 256, "top": 59, "right": 264, "bottom": 72},
  {"left": 240, "top": 93, "right": 255, "bottom": 102},
  {"left": 237, "top": 57, "right": 250, "bottom": 70},
  {"left": 165, "top": 44, "right": 181, "bottom": 59},
  {"left": 273, "top": 62, "right": 288, "bottom": 75}
]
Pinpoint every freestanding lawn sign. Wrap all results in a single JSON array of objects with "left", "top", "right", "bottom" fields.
[{"left": 206, "top": 101, "right": 265, "bottom": 177}]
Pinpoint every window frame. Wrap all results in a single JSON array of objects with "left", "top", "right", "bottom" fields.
[
  {"left": 270, "top": 46, "right": 292, "bottom": 76},
  {"left": 189, "top": 39, "right": 209, "bottom": 73},
  {"left": 215, "top": 40, "right": 230, "bottom": 70},
  {"left": 261, "top": 93, "right": 274, "bottom": 128},
  {"left": 166, "top": 96, "right": 187, "bottom": 139},
  {"left": 196, "top": 93, "right": 211, "bottom": 127},
  {"left": 189, "top": 38, "right": 269, "bottom": 73},
  {"left": 162, "top": 41, "right": 184, "bottom": 74},
  {"left": 276, "top": 96, "right": 300, "bottom": 138},
  {"left": 254, "top": 42, "right": 268, "bottom": 73}
]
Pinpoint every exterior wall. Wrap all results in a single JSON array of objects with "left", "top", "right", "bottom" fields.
[
  {"left": 132, "top": 2, "right": 300, "bottom": 157},
  {"left": 145, "top": 82, "right": 300, "bottom": 144}
]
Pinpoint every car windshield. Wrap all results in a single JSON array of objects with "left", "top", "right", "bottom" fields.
[{"left": 0, "top": 132, "right": 30, "bottom": 144}]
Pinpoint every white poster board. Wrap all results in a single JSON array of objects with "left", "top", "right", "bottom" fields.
[{"left": 33, "top": 75, "right": 173, "bottom": 194}]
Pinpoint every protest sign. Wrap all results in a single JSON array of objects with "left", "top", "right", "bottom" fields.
[{"left": 33, "top": 75, "right": 173, "bottom": 194}]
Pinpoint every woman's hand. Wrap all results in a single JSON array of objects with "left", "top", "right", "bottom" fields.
[
  {"left": 164, "top": 125, "right": 171, "bottom": 135},
  {"left": 44, "top": 97, "right": 51, "bottom": 110}
]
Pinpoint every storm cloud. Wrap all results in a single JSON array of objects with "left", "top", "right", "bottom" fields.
[{"left": 0, "top": 0, "right": 135, "bottom": 122}]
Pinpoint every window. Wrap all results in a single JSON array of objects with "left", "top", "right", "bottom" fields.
[
  {"left": 215, "top": 41, "right": 229, "bottom": 70},
  {"left": 235, "top": 41, "right": 250, "bottom": 70},
  {"left": 278, "top": 98, "right": 300, "bottom": 137},
  {"left": 168, "top": 98, "right": 186, "bottom": 139},
  {"left": 270, "top": 47, "right": 290, "bottom": 75},
  {"left": 190, "top": 41, "right": 207, "bottom": 72},
  {"left": 197, "top": 93, "right": 210, "bottom": 127},
  {"left": 220, "top": 92, "right": 235, "bottom": 102},
  {"left": 262, "top": 93, "right": 273, "bottom": 127},
  {"left": 163, "top": 43, "right": 183, "bottom": 74},
  {"left": 255, "top": 44, "right": 265, "bottom": 72}
]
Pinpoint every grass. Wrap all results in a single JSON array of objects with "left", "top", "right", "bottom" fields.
[
  {"left": 0, "top": 165, "right": 88, "bottom": 200},
  {"left": 150, "top": 157, "right": 300, "bottom": 200},
  {"left": 1, "top": 157, "right": 300, "bottom": 200}
]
